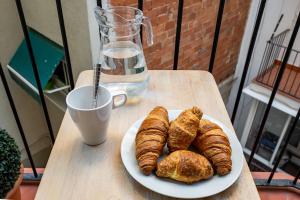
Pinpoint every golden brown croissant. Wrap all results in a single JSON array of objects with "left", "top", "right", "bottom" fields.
[
  {"left": 135, "top": 106, "right": 169, "bottom": 175},
  {"left": 167, "top": 107, "right": 202, "bottom": 152},
  {"left": 156, "top": 150, "right": 214, "bottom": 183},
  {"left": 193, "top": 119, "right": 232, "bottom": 176}
]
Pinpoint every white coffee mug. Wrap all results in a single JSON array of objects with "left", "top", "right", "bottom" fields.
[{"left": 66, "top": 85, "right": 127, "bottom": 145}]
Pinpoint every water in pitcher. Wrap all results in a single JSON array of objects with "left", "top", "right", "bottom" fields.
[{"left": 100, "top": 41, "right": 150, "bottom": 102}]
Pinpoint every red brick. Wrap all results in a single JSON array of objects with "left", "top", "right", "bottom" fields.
[{"left": 109, "top": 0, "right": 251, "bottom": 83}]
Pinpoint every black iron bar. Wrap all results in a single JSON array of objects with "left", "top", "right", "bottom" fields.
[
  {"left": 293, "top": 169, "right": 300, "bottom": 185},
  {"left": 267, "top": 108, "right": 300, "bottom": 183},
  {"left": 208, "top": 0, "right": 225, "bottom": 73},
  {"left": 138, "top": 0, "right": 143, "bottom": 43},
  {"left": 270, "top": 14, "right": 284, "bottom": 40},
  {"left": 97, "top": 0, "right": 102, "bottom": 46},
  {"left": 55, "top": 0, "right": 75, "bottom": 90},
  {"left": 15, "top": 0, "right": 55, "bottom": 144},
  {"left": 97, "top": 0, "right": 102, "bottom": 8},
  {"left": 173, "top": 0, "right": 184, "bottom": 70},
  {"left": 231, "top": 0, "right": 267, "bottom": 123},
  {"left": 248, "top": 11, "right": 300, "bottom": 165},
  {"left": 256, "top": 179, "right": 299, "bottom": 189},
  {"left": 0, "top": 63, "right": 38, "bottom": 177}
]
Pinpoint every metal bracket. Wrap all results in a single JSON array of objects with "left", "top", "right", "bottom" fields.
[
  {"left": 255, "top": 179, "right": 300, "bottom": 190},
  {"left": 23, "top": 173, "right": 43, "bottom": 182}
]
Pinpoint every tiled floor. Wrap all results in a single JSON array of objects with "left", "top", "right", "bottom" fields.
[
  {"left": 20, "top": 168, "right": 44, "bottom": 200},
  {"left": 258, "top": 188, "right": 300, "bottom": 200},
  {"left": 252, "top": 172, "right": 300, "bottom": 200},
  {"left": 20, "top": 170, "right": 299, "bottom": 200},
  {"left": 20, "top": 183, "right": 39, "bottom": 200}
]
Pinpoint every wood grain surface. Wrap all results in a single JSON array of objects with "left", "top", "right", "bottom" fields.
[{"left": 35, "top": 70, "right": 260, "bottom": 200}]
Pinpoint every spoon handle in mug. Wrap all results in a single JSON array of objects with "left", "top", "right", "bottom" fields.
[{"left": 93, "top": 64, "right": 101, "bottom": 108}]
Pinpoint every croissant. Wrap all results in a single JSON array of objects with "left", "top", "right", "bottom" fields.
[
  {"left": 167, "top": 107, "right": 203, "bottom": 152},
  {"left": 193, "top": 119, "right": 232, "bottom": 176},
  {"left": 135, "top": 106, "right": 169, "bottom": 175},
  {"left": 156, "top": 150, "right": 214, "bottom": 183}
]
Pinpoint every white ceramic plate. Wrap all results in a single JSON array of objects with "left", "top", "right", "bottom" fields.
[{"left": 121, "top": 110, "right": 243, "bottom": 199}]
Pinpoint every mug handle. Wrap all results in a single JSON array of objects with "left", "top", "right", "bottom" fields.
[{"left": 112, "top": 91, "right": 127, "bottom": 109}]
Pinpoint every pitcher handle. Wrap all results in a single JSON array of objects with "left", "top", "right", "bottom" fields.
[
  {"left": 142, "top": 16, "right": 154, "bottom": 46},
  {"left": 112, "top": 91, "right": 127, "bottom": 109}
]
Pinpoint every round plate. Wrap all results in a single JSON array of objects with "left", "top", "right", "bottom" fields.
[{"left": 121, "top": 110, "right": 243, "bottom": 199}]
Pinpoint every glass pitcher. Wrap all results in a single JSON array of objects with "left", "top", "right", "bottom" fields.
[{"left": 94, "top": 6, "right": 153, "bottom": 103}]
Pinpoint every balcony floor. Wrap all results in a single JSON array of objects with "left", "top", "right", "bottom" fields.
[
  {"left": 255, "top": 62, "right": 300, "bottom": 102},
  {"left": 254, "top": 61, "right": 300, "bottom": 102}
]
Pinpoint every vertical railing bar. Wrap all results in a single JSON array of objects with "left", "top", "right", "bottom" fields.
[
  {"left": 267, "top": 108, "right": 300, "bottom": 183},
  {"left": 138, "top": 0, "right": 143, "bottom": 43},
  {"left": 231, "top": 0, "right": 267, "bottom": 123},
  {"left": 248, "top": 11, "right": 300, "bottom": 165},
  {"left": 265, "top": 37, "right": 280, "bottom": 86},
  {"left": 270, "top": 14, "right": 284, "bottom": 40},
  {"left": 282, "top": 51, "right": 296, "bottom": 91},
  {"left": 262, "top": 42, "right": 274, "bottom": 82},
  {"left": 256, "top": 42, "right": 269, "bottom": 82},
  {"left": 293, "top": 73, "right": 300, "bottom": 97},
  {"left": 97, "top": 0, "right": 102, "bottom": 8},
  {"left": 260, "top": 42, "right": 273, "bottom": 83},
  {"left": 293, "top": 57, "right": 300, "bottom": 99},
  {"left": 258, "top": 17, "right": 285, "bottom": 84},
  {"left": 173, "top": 0, "right": 184, "bottom": 70},
  {"left": 271, "top": 35, "right": 286, "bottom": 87},
  {"left": 15, "top": 0, "right": 55, "bottom": 144},
  {"left": 274, "top": 48, "right": 286, "bottom": 87},
  {"left": 55, "top": 0, "right": 75, "bottom": 90},
  {"left": 288, "top": 52, "right": 298, "bottom": 95},
  {"left": 97, "top": 0, "right": 102, "bottom": 53},
  {"left": 288, "top": 61, "right": 297, "bottom": 94},
  {"left": 0, "top": 63, "right": 38, "bottom": 177},
  {"left": 208, "top": 0, "right": 225, "bottom": 73},
  {"left": 293, "top": 168, "right": 300, "bottom": 185}
]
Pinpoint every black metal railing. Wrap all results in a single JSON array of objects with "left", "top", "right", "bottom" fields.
[
  {"left": 256, "top": 31, "right": 300, "bottom": 100},
  {"left": 0, "top": 0, "right": 299, "bottom": 190},
  {"left": 0, "top": 0, "right": 75, "bottom": 180}
]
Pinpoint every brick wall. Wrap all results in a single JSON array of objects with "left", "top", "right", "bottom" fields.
[{"left": 107, "top": 0, "right": 251, "bottom": 83}]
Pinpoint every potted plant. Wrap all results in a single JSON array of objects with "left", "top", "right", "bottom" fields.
[{"left": 0, "top": 129, "right": 22, "bottom": 200}]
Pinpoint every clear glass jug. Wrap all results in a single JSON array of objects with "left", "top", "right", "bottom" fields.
[{"left": 94, "top": 6, "right": 153, "bottom": 103}]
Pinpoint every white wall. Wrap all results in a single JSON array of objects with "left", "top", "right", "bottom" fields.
[
  {"left": 227, "top": 0, "right": 300, "bottom": 137},
  {"left": 0, "top": 0, "right": 96, "bottom": 162}
]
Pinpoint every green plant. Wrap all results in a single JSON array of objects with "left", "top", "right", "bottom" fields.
[{"left": 0, "top": 129, "right": 21, "bottom": 198}]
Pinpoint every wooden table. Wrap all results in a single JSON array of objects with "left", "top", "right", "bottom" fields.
[{"left": 35, "top": 70, "right": 260, "bottom": 200}]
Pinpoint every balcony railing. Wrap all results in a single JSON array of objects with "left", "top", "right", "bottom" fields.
[
  {"left": 0, "top": 0, "right": 299, "bottom": 192},
  {"left": 255, "top": 30, "right": 300, "bottom": 101}
]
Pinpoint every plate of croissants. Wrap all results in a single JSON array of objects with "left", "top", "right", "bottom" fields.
[{"left": 121, "top": 106, "right": 243, "bottom": 199}]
